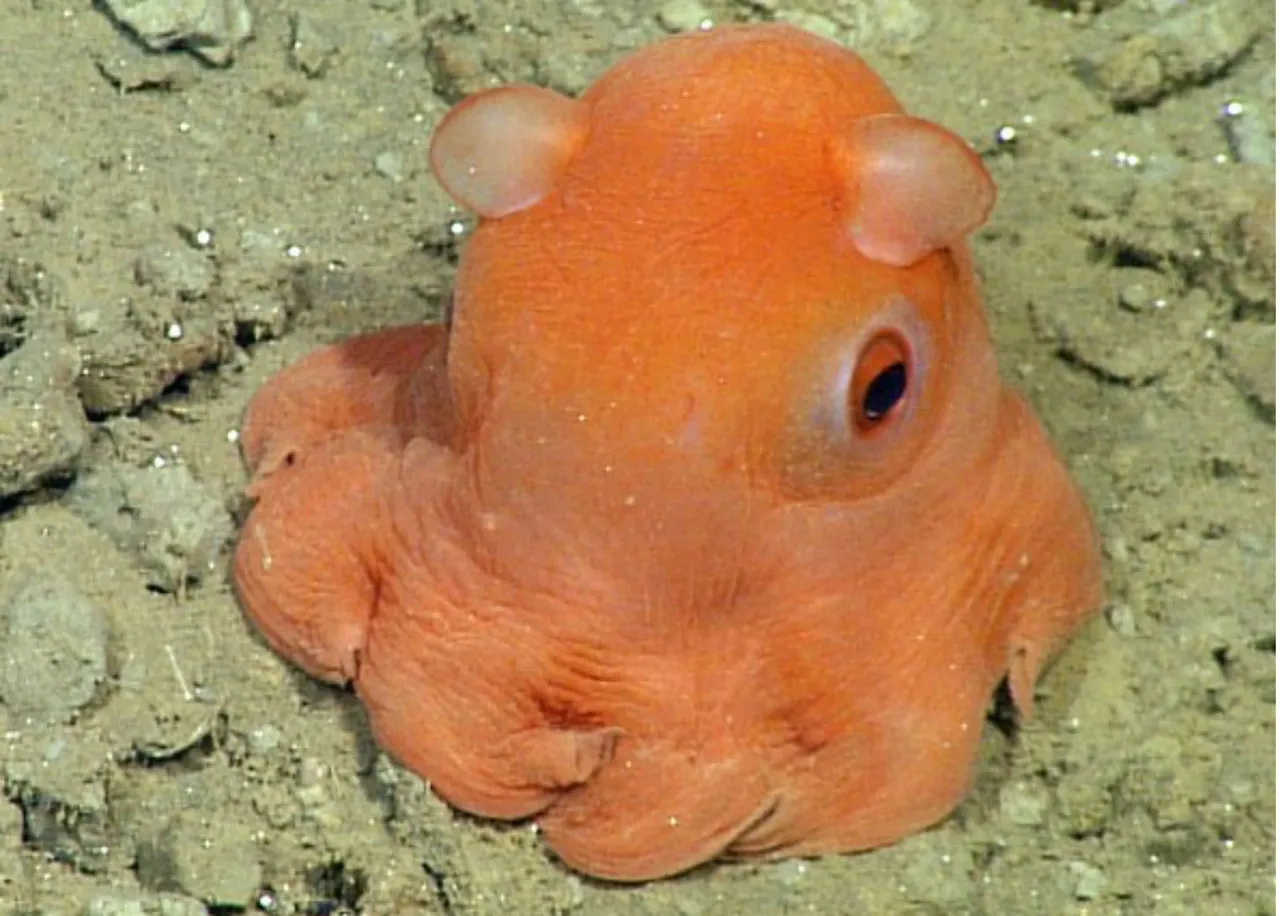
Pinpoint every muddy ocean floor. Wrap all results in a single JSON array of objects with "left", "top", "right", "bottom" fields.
[{"left": 0, "top": 0, "right": 1274, "bottom": 913}]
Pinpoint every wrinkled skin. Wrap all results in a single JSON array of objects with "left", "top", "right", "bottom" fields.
[{"left": 234, "top": 24, "right": 1103, "bottom": 881}]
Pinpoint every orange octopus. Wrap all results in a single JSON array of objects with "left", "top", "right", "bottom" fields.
[{"left": 233, "top": 23, "right": 1103, "bottom": 881}]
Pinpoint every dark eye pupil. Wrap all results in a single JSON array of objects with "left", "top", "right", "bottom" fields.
[{"left": 861, "top": 362, "right": 907, "bottom": 422}]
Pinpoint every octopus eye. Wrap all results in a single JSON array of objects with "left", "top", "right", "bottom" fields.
[{"left": 850, "top": 331, "right": 910, "bottom": 433}]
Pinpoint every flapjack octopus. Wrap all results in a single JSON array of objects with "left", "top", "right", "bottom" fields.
[{"left": 234, "top": 23, "right": 1103, "bottom": 881}]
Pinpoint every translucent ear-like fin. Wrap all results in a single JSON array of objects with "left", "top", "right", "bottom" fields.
[
  {"left": 830, "top": 114, "right": 995, "bottom": 267},
  {"left": 428, "top": 85, "right": 590, "bottom": 218}
]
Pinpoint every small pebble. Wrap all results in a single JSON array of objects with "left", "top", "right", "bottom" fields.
[
  {"left": 998, "top": 780, "right": 1049, "bottom": 826},
  {"left": 247, "top": 724, "right": 282, "bottom": 756},
  {"left": 657, "top": 0, "right": 711, "bottom": 33},
  {"left": 1069, "top": 860, "right": 1107, "bottom": 900},
  {"left": 1105, "top": 602, "right": 1137, "bottom": 637},
  {"left": 1102, "top": 535, "right": 1130, "bottom": 563},
  {"left": 374, "top": 150, "right": 406, "bottom": 181},
  {"left": 298, "top": 756, "right": 329, "bottom": 788}
]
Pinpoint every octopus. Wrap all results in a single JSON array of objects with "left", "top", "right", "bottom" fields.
[{"left": 233, "top": 23, "right": 1104, "bottom": 881}]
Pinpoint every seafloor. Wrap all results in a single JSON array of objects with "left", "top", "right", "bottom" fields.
[{"left": 0, "top": 0, "right": 1274, "bottom": 914}]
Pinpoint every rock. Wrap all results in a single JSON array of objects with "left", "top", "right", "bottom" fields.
[
  {"left": 74, "top": 292, "right": 234, "bottom": 416},
  {"left": 0, "top": 330, "right": 92, "bottom": 498},
  {"left": 1030, "top": 274, "right": 1211, "bottom": 386},
  {"left": 85, "top": 896, "right": 149, "bottom": 916},
  {"left": 3, "top": 727, "right": 122, "bottom": 873},
  {"left": 1226, "top": 181, "right": 1276, "bottom": 314},
  {"left": 289, "top": 12, "right": 340, "bottom": 78},
  {"left": 0, "top": 254, "right": 60, "bottom": 354},
  {"left": 136, "top": 811, "right": 263, "bottom": 909},
  {"left": 156, "top": 896, "right": 210, "bottom": 916},
  {"left": 1085, "top": 161, "right": 1274, "bottom": 316},
  {"left": 373, "top": 150, "right": 406, "bottom": 182},
  {"left": 93, "top": 45, "right": 201, "bottom": 94},
  {"left": 1079, "top": 0, "right": 1265, "bottom": 109},
  {"left": 420, "top": 8, "right": 550, "bottom": 103},
  {"left": 134, "top": 246, "right": 216, "bottom": 302},
  {"left": 1069, "top": 861, "right": 1108, "bottom": 901},
  {"left": 245, "top": 723, "right": 282, "bottom": 757},
  {"left": 0, "top": 579, "right": 109, "bottom": 725},
  {"left": 1105, "top": 601, "right": 1138, "bottom": 637},
  {"left": 65, "top": 461, "right": 233, "bottom": 594},
  {"left": 1220, "top": 82, "right": 1277, "bottom": 167},
  {"left": 98, "top": 0, "right": 253, "bottom": 67},
  {"left": 1216, "top": 322, "right": 1275, "bottom": 421},
  {"left": 220, "top": 246, "right": 298, "bottom": 344}
]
